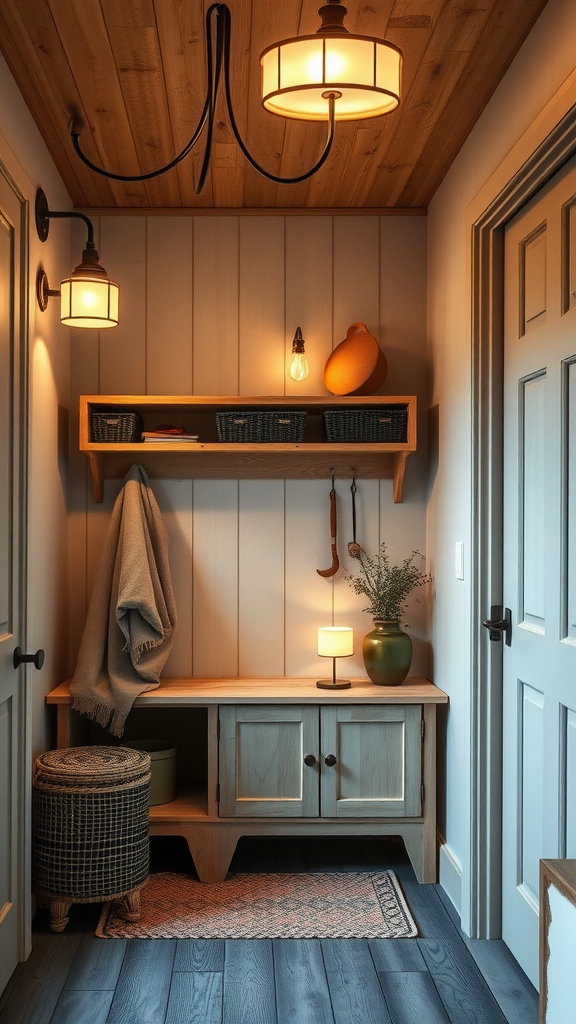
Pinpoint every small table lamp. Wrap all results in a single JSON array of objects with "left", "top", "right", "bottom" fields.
[{"left": 317, "top": 626, "right": 354, "bottom": 689}]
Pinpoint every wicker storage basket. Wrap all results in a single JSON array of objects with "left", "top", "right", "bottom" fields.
[
  {"left": 33, "top": 745, "right": 151, "bottom": 902},
  {"left": 323, "top": 406, "right": 408, "bottom": 443},
  {"left": 90, "top": 410, "right": 143, "bottom": 443},
  {"left": 216, "top": 410, "right": 307, "bottom": 442},
  {"left": 123, "top": 739, "right": 177, "bottom": 805}
]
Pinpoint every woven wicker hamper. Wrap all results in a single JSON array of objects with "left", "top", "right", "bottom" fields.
[{"left": 33, "top": 745, "right": 151, "bottom": 932}]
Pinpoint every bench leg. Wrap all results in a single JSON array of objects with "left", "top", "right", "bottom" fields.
[{"left": 184, "top": 825, "right": 240, "bottom": 883}]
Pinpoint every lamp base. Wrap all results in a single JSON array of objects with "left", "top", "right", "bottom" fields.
[{"left": 316, "top": 678, "right": 352, "bottom": 689}]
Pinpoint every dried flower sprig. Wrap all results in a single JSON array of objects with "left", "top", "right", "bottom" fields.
[{"left": 347, "top": 542, "right": 431, "bottom": 621}]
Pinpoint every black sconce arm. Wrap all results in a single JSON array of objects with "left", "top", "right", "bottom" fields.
[{"left": 35, "top": 188, "right": 95, "bottom": 249}]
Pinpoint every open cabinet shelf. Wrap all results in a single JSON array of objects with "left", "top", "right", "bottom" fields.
[{"left": 79, "top": 394, "right": 417, "bottom": 502}]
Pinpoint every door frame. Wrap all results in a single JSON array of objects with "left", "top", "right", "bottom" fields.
[
  {"left": 470, "top": 101, "right": 576, "bottom": 938},
  {"left": 0, "top": 157, "right": 31, "bottom": 962}
]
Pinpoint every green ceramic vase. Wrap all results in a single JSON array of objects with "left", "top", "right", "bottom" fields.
[{"left": 362, "top": 620, "right": 412, "bottom": 685}]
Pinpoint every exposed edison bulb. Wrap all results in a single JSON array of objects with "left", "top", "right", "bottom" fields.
[
  {"left": 290, "top": 326, "right": 309, "bottom": 381},
  {"left": 290, "top": 352, "right": 309, "bottom": 381}
]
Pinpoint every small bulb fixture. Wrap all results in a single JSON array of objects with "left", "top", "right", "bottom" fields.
[
  {"left": 35, "top": 188, "right": 119, "bottom": 329},
  {"left": 290, "top": 327, "right": 309, "bottom": 381},
  {"left": 317, "top": 626, "right": 353, "bottom": 689}
]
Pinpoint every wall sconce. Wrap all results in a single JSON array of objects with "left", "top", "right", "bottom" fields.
[
  {"left": 289, "top": 327, "right": 309, "bottom": 382},
  {"left": 317, "top": 626, "right": 353, "bottom": 689},
  {"left": 35, "top": 188, "right": 119, "bottom": 329}
]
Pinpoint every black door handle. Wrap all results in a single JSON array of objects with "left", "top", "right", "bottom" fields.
[
  {"left": 482, "top": 606, "right": 512, "bottom": 646},
  {"left": 13, "top": 647, "right": 45, "bottom": 670},
  {"left": 324, "top": 754, "right": 337, "bottom": 767}
]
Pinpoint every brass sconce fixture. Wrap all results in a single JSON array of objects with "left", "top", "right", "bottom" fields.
[{"left": 35, "top": 188, "right": 119, "bottom": 329}]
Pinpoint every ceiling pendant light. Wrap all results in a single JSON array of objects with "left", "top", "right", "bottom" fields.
[
  {"left": 262, "top": 1, "right": 401, "bottom": 122},
  {"left": 71, "top": 1, "right": 401, "bottom": 195},
  {"left": 35, "top": 188, "right": 119, "bottom": 329}
]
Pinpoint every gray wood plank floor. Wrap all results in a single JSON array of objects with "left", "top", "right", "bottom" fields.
[{"left": 0, "top": 836, "right": 538, "bottom": 1024}]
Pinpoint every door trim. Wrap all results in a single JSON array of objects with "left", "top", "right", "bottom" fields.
[
  {"left": 470, "top": 102, "right": 576, "bottom": 937},
  {"left": 0, "top": 158, "right": 30, "bottom": 961}
]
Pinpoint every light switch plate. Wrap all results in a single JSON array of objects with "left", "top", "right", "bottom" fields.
[{"left": 455, "top": 541, "right": 464, "bottom": 580}]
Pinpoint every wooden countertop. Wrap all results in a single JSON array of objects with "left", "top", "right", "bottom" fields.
[{"left": 47, "top": 676, "right": 448, "bottom": 706}]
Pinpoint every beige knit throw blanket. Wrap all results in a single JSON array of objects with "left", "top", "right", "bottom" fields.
[{"left": 70, "top": 464, "right": 178, "bottom": 736}]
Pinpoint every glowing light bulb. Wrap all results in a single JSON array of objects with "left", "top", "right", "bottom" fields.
[
  {"left": 290, "top": 352, "right": 309, "bottom": 381},
  {"left": 290, "top": 327, "right": 309, "bottom": 381},
  {"left": 80, "top": 288, "right": 98, "bottom": 308}
]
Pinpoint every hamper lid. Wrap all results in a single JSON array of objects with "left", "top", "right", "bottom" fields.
[{"left": 35, "top": 745, "right": 151, "bottom": 788}]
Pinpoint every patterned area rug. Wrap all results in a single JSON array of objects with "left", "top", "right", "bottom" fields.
[{"left": 96, "top": 871, "right": 417, "bottom": 939}]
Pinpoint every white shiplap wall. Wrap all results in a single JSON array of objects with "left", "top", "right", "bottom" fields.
[{"left": 68, "top": 214, "right": 428, "bottom": 681}]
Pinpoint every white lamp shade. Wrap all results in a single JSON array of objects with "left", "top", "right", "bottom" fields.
[
  {"left": 261, "top": 35, "right": 401, "bottom": 121},
  {"left": 60, "top": 275, "right": 119, "bottom": 329},
  {"left": 318, "top": 626, "right": 354, "bottom": 658}
]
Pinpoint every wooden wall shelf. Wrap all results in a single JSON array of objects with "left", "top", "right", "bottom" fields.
[{"left": 79, "top": 394, "right": 417, "bottom": 502}]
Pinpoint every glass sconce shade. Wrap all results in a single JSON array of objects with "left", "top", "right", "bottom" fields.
[
  {"left": 60, "top": 273, "right": 119, "bottom": 329},
  {"left": 261, "top": 35, "right": 401, "bottom": 121}
]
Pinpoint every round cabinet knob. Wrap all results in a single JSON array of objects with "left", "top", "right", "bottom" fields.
[
  {"left": 13, "top": 647, "right": 45, "bottom": 671},
  {"left": 303, "top": 754, "right": 316, "bottom": 767},
  {"left": 324, "top": 754, "right": 337, "bottom": 767}
]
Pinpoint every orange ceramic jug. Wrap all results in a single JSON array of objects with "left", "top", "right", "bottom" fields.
[{"left": 323, "top": 322, "right": 388, "bottom": 396}]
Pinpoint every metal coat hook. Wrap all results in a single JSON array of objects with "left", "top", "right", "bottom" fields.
[
  {"left": 317, "top": 472, "right": 340, "bottom": 578},
  {"left": 348, "top": 475, "right": 362, "bottom": 558}
]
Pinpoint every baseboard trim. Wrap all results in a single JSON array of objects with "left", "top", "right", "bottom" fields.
[{"left": 438, "top": 839, "right": 462, "bottom": 917}]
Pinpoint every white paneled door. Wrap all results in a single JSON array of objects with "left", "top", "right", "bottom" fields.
[
  {"left": 502, "top": 155, "right": 576, "bottom": 986},
  {"left": 0, "top": 167, "right": 27, "bottom": 992}
]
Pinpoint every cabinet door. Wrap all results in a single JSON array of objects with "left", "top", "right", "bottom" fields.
[
  {"left": 320, "top": 705, "right": 422, "bottom": 818},
  {"left": 219, "top": 705, "right": 319, "bottom": 817}
]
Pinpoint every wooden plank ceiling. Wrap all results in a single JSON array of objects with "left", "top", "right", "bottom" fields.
[{"left": 0, "top": 0, "right": 549, "bottom": 211}]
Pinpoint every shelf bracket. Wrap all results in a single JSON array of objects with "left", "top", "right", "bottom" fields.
[
  {"left": 87, "top": 452, "right": 104, "bottom": 503},
  {"left": 392, "top": 451, "right": 409, "bottom": 503}
]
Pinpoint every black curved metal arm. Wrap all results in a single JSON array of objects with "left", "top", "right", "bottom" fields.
[
  {"left": 70, "top": 3, "right": 337, "bottom": 193},
  {"left": 70, "top": 3, "right": 217, "bottom": 183},
  {"left": 35, "top": 187, "right": 95, "bottom": 248},
  {"left": 194, "top": 2, "right": 226, "bottom": 194},
  {"left": 219, "top": 4, "right": 336, "bottom": 188},
  {"left": 71, "top": 113, "right": 210, "bottom": 184},
  {"left": 44, "top": 208, "right": 95, "bottom": 245}
]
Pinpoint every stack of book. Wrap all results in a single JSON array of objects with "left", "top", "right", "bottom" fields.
[{"left": 142, "top": 426, "right": 199, "bottom": 443}]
